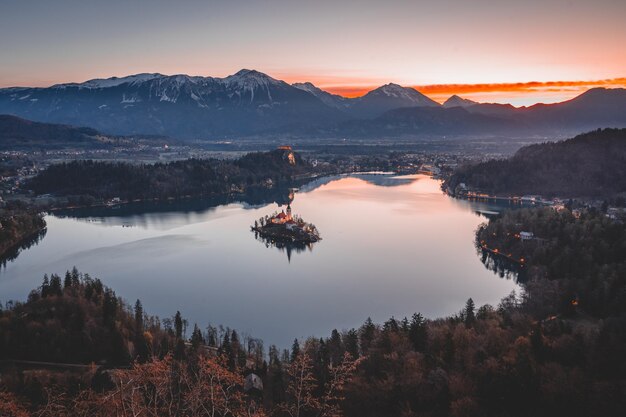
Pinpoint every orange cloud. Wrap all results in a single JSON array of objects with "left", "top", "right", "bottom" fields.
[{"left": 322, "top": 77, "right": 626, "bottom": 104}]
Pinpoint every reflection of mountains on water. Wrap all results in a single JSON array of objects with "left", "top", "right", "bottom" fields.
[
  {"left": 51, "top": 173, "right": 422, "bottom": 228},
  {"left": 298, "top": 172, "right": 418, "bottom": 193},
  {"left": 51, "top": 185, "right": 300, "bottom": 228},
  {"left": 351, "top": 173, "right": 418, "bottom": 187},
  {"left": 478, "top": 247, "right": 527, "bottom": 283},
  {"left": 0, "top": 228, "right": 47, "bottom": 269},
  {"left": 253, "top": 230, "right": 314, "bottom": 263}
]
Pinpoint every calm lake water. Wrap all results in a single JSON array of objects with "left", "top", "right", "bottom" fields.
[{"left": 0, "top": 174, "right": 520, "bottom": 347}]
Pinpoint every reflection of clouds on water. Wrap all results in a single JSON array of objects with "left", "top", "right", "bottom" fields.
[
  {"left": 352, "top": 173, "right": 419, "bottom": 187},
  {"left": 52, "top": 173, "right": 423, "bottom": 231},
  {"left": 60, "top": 234, "right": 204, "bottom": 263},
  {"left": 53, "top": 206, "right": 226, "bottom": 231}
]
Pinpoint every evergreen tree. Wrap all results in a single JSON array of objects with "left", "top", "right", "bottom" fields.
[
  {"left": 328, "top": 329, "right": 343, "bottom": 366},
  {"left": 191, "top": 323, "right": 204, "bottom": 349},
  {"left": 64, "top": 271, "right": 72, "bottom": 290},
  {"left": 291, "top": 338, "right": 300, "bottom": 361},
  {"left": 49, "top": 274, "right": 62, "bottom": 296},
  {"left": 102, "top": 289, "right": 118, "bottom": 328},
  {"left": 41, "top": 274, "right": 50, "bottom": 298},
  {"left": 383, "top": 316, "right": 399, "bottom": 333},
  {"left": 174, "top": 338, "right": 186, "bottom": 360},
  {"left": 222, "top": 331, "right": 235, "bottom": 369},
  {"left": 134, "top": 299, "right": 144, "bottom": 332},
  {"left": 401, "top": 316, "right": 409, "bottom": 333},
  {"left": 409, "top": 313, "right": 428, "bottom": 352},
  {"left": 70, "top": 266, "right": 80, "bottom": 287},
  {"left": 359, "top": 317, "right": 376, "bottom": 354},
  {"left": 174, "top": 311, "right": 183, "bottom": 339},
  {"left": 344, "top": 328, "right": 359, "bottom": 358},
  {"left": 464, "top": 298, "right": 476, "bottom": 327}
]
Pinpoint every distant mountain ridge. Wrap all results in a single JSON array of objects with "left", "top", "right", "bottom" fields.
[
  {"left": 1, "top": 69, "right": 626, "bottom": 139},
  {"left": 0, "top": 114, "right": 168, "bottom": 150},
  {"left": 0, "top": 114, "right": 102, "bottom": 149}
]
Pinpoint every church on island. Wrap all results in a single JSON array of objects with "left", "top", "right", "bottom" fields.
[
  {"left": 252, "top": 204, "right": 320, "bottom": 243},
  {"left": 269, "top": 204, "right": 300, "bottom": 231}
]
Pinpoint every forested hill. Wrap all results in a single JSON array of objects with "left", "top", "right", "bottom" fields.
[
  {"left": 445, "top": 128, "right": 626, "bottom": 198},
  {"left": 0, "top": 114, "right": 104, "bottom": 150},
  {"left": 27, "top": 148, "right": 321, "bottom": 202}
]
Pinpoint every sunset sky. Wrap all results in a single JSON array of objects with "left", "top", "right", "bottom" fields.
[{"left": 1, "top": 0, "right": 625, "bottom": 105}]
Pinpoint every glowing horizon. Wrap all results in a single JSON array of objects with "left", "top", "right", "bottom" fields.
[
  {"left": 2, "top": 0, "right": 625, "bottom": 107},
  {"left": 3, "top": 71, "right": 624, "bottom": 107},
  {"left": 282, "top": 76, "right": 626, "bottom": 106}
]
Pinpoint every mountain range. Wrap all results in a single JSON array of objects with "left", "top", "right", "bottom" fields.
[{"left": 1, "top": 69, "right": 625, "bottom": 139}]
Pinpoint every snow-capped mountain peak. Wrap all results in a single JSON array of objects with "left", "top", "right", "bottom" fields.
[
  {"left": 362, "top": 83, "right": 440, "bottom": 107},
  {"left": 292, "top": 82, "right": 318, "bottom": 94},
  {"left": 224, "top": 69, "right": 282, "bottom": 87},
  {"left": 292, "top": 82, "right": 350, "bottom": 109},
  {"left": 53, "top": 73, "right": 164, "bottom": 89},
  {"left": 443, "top": 95, "right": 478, "bottom": 108}
]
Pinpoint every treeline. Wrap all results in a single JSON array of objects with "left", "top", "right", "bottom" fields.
[
  {"left": 27, "top": 149, "right": 321, "bottom": 203},
  {"left": 478, "top": 208, "right": 626, "bottom": 318},
  {"left": 0, "top": 269, "right": 359, "bottom": 416},
  {"left": 445, "top": 128, "right": 626, "bottom": 198},
  {"left": 0, "top": 206, "right": 46, "bottom": 260},
  {"left": 2, "top": 266, "right": 625, "bottom": 415},
  {"left": 0, "top": 268, "right": 172, "bottom": 366}
]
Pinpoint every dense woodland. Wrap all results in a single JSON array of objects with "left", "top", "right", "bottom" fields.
[
  {"left": 1, "top": 204, "right": 625, "bottom": 416},
  {"left": 0, "top": 205, "right": 46, "bottom": 260},
  {"left": 445, "top": 128, "right": 626, "bottom": 198},
  {"left": 27, "top": 149, "right": 322, "bottom": 203},
  {"left": 478, "top": 208, "right": 626, "bottom": 318}
]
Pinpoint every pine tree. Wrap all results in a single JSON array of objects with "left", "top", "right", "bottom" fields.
[
  {"left": 191, "top": 323, "right": 204, "bottom": 349},
  {"left": 328, "top": 329, "right": 343, "bottom": 366},
  {"left": 291, "top": 338, "right": 301, "bottom": 362},
  {"left": 41, "top": 274, "right": 50, "bottom": 298},
  {"left": 70, "top": 266, "right": 80, "bottom": 287},
  {"left": 401, "top": 316, "right": 410, "bottom": 333},
  {"left": 409, "top": 313, "right": 428, "bottom": 351},
  {"left": 134, "top": 299, "right": 144, "bottom": 332},
  {"left": 344, "top": 328, "right": 359, "bottom": 358},
  {"left": 102, "top": 289, "right": 118, "bottom": 328},
  {"left": 64, "top": 271, "right": 72, "bottom": 290},
  {"left": 464, "top": 298, "right": 476, "bottom": 327},
  {"left": 359, "top": 317, "right": 376, "bottom": 354},
  {"left": 222, "top": 331, "right": 234, "bottom": 369},
  {"left": 49, "top": 274, "right": 62, "bottom": 296},
  {"left": 174, "top": 311, "right": 183, "bottom": 339}
]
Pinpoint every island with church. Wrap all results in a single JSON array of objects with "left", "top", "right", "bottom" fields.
[{"left": 251, "top": 204, "right": 321, "bottom": 244}]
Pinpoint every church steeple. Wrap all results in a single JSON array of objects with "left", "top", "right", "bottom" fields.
[{"left": 286, "top": 203, "right": 292, "bottom": 220}]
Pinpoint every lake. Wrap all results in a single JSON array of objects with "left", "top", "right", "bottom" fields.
[{"left": 0, "top": 174, "right": 520, "bottom": 347}]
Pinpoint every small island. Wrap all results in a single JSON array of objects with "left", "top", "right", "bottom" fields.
[{"left": 252, "top": 204, "right": 320, "bottom": 244}]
